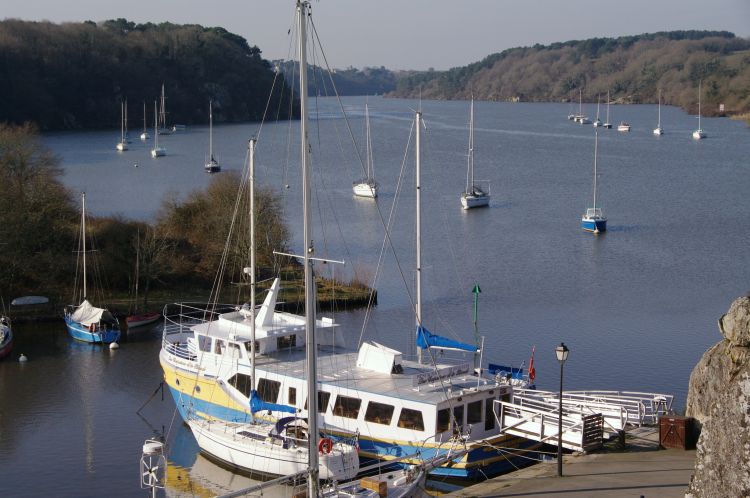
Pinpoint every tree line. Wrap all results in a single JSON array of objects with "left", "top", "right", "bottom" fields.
[
  {"left": 390, "top": 31, "right": 750, "bottom": 117},
  {"left": 0, "top": 18, "right": 297, "bottom": 130},
  {"left": 0, "top": 123, "right": 290, "bottom": 311}
]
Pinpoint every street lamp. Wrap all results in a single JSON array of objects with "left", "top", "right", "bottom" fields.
[{"left": 555, "top": 342, "right": 569, "bottom": 477}]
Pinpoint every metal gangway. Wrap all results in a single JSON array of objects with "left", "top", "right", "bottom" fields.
[
  {"left": 515, "top": 389, "right": 673, "bottom": 429},
  {"left": 495, "top": 389, "right": 674, "bottom": 452},
  {"left": 495, "top": 398, "right": 604, "bottom": 453}
]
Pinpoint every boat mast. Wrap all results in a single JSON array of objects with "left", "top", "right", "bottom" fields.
[
  {"left": 82, "top": 192, "right": 87, "bottom": 300},
  {"left": 593, "top": 129, "right": 599, "bottom": 210},
  {"left": 606, "top": 90, "right": 610, "bottom": 123},
  {"left": 249, "top": 137, "right": 257, "bottom": 398},
  {"left": 596, "top": 95, "right": 600, "bottom": 120},
  {"left": 143, "top": 101, "right": 147, "bottom": 133},
  {"left": 120, "top": 101, "right": 125, "bottom": 143},
  {"left": 209, "top": 100, "right": 214, "bottom": 161},
  {"left": 297, "top": 2, "right": 319, "bottom": 494},
  {"left": 467, "top": 97, "right": 474, "bottom": 192},
  {"left": 415, "top": 109, "right": 423, "bottom": 364},
  {"left": 579, "top": 88, "right": 583, "bottom": 116},
  {"left": 365, "top": 102, "right": 372, "bottom": 180},
  {"left": 125, "top": 99, "right": 128, "bottom": 136},
  {"left": 657, "top": 89, "right": 662, "bottom": 128},
  {"left": 697, "top": 80, "right": 702, "bottom": 130},
  {"left": 153, "top": 101, "right": 159, "bottom": 148}
]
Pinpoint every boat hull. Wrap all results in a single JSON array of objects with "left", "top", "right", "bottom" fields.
[
  {"left": 653, "top": 128, "right": 664, "bottom": 135},
  {"left": 461, "top": 193, "right": 490, "bottom": 210},
  {"left": 353, "top": 183, "right": 377, "bottom": 198},
  {"left": 126, "top": 312, "right": 161, "bottom": 329},
  {"left": 151, "top": 147, "right": 166, "bottom": 158},
  {"left": 0, "top": 334, "right": 12, "bottom": 360},
  {"left": 581, "top": 217, "right": 607, "bottom": 233},
  {"left": 163, "top": 371, "right": 539, "bottom": 480},
  {"left": 188, "top": 420, "right": 359, "bottom": 481},
  {"left": 693, "top": 130, "right": 706, "bottom": 140},
  {"left": 65, "top": 315, "right": 121, "bottom": 344}
]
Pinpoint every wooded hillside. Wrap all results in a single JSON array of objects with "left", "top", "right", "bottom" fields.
[
  {"left": 0, "top": 18, "right": 296, "bottom": 130},
  {"left": 390, "top": 31, "right": 750, "bottom": 116}
]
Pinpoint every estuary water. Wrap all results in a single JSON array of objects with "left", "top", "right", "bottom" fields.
[{"left": 1, "top": 96, "right": 749, "bottom": 496}]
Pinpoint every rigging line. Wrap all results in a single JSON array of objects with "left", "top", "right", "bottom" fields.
[
  {"left": 356, "top": 119, "right": 415, "bottom": 348},
  {"left": 308, "top": 15, "right": 368, "bottom": 180}
]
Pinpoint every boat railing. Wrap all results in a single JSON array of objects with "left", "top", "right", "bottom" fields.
[
  {"left": 161, "top": 302, "right": 238, "bottom": 352},
  {"left": 511, "top": 393, "right": 628, "bottom": 434},
  {"left": 515, "top": 389, "right": 673, "bottom": 427}
]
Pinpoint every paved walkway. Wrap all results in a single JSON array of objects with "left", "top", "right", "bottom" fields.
[{"left": 446, "top": 429, "right": 696, "bottom": 498}]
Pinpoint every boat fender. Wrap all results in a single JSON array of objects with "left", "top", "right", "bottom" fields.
[{"left": 318, "top": 437, "right": 333, "bottom": 454}]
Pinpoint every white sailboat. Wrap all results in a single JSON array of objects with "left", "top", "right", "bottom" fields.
[
  {"left": 116, "top": 101, "right": 128, "bottom": 151},
  {"left": 140, "top": 101, "right": 150, "bottom": 140},
  {"left": 603, "top": 90, "right": 612, "bottom": 129},
  {"left": 581, "top": 130, "right": 607, "bottom": 233},
  {"left": 693, "top": 80, "right": 706, "bottom": 139},
  {"left": 653, "top": 89, "right": 664, "bottom": 135},
  {"left": 575, "top": 89, "right": 591, "bottom": 124},
  {"left": 151, "top": 100, "right": 166, "bottom": 158},
  {"left": 205, "top": 100, "right": 221, "bottom": 173},
  {"left": 352, "top": 103, "right": 378, "bottom": 198},
  {"left": 593, "top": 94, "right": 602, "bottom": 127},
  {"left": 460, "top": 97, "right": 490, "bottom": 209}
]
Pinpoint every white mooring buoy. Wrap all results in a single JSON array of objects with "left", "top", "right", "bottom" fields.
[
  {"left": 109, "top": 342, "right": 120, "bottom": 350},
  {"left": 18, "top": 353, "right": 28, "bottom": 362}
]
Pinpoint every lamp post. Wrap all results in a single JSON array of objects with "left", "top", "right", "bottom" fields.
[{"left": 555, "top": 342, "right": 569, "bottom": 477}]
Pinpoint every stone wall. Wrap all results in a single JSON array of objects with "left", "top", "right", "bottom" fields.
[{"left": 685, "top": 296, "right": 750, "bottom": 498}]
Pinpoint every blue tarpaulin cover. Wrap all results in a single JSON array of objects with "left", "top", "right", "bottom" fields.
[
  {"left": 416, "top": 326, "right": 478, "bottom": 352},
  {"left": 250, "top": 390, "right": 296, "bottom": 414}
]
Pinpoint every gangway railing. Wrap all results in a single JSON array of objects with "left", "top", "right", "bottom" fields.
[
  {"left": 514, "top": 389, "right": 673, "bottom": 427},
  {"left": 494, "top": 400, "right": 603, "bottom": 453},
  {"left": 510, "top": 393, "right": 628, "bottom": 435}
]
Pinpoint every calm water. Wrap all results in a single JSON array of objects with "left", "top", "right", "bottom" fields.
[{"left": 2, "top": 96, "right": 749, "bottom": 496}]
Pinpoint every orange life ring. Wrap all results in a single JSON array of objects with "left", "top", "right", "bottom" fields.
[{"left": 318, "top": 437, "right": 333, "bottom": 455}]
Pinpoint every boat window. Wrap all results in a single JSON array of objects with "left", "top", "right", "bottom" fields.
[
  {"left": 277, "top": 334, "right": 296, "bottom": 350},
  {"left": 257, "top": 378, "right": 281, "bottom": 403},
  {"left": 197, "top": 335, "right": 211, "bottom": 352},
  {"left": 364, "top": 402, "right": 395, "bottom": 425},
  {"left": 484, "top": 398, "right": 496, "bottom": 431},
  {"left": 333, "top": 395, "right": 362, "bottom": 419},
  {"left": 467, "top": 400, "right": 482, "bottom": 425},
  {"left": 436, "top": 408, "right": 450, "bottom": 433},
  {"left": 304, "top": 391, "right": 331, "bottom": 413},
  {"left": 228, "top": 373, "right": 253, "bottom": 398},
  {"left": 397, "top": 408, "right": 425, "bottom": 431},
  {"left": 453, "top": 405, "right": 465, "bottom": 434},
  {"left": 214, "top": 339, "right": 225, "bottom": 355},
  {"left": 227, "top": 342, "right": 241, "bottom": 359},
  {"left": 288, "top": 387, "right": 297, "bottom": 405}
]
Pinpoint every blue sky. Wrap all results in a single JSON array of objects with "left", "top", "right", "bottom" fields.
[{"left": 4, "top": 0, "right": 749, "bottom": 70}]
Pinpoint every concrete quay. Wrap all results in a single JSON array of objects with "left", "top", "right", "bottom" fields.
[{"left": 446, "top": 429, "right": 695, "bottom": 498}]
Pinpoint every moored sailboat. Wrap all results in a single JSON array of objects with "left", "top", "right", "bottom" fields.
[
  {"left": 653, "top": 89, "right": 664, "bottom": 135},
  {"left": 693, "top": 80, "right": 707, "bottom": 140},
  {"left": 460, "top": 97, "right": 490, "bottom": 209},
  {"left": 64, "top": 192, "right": 121, "bottom": 344},
  {"left": 205, "top": 100, "right": 221, "bottom": 173},
  {"left": 603, "top": 90, "right": 612, "bottom": 129},
  {"left": 352, "top": 103, "right": 378, "bottom": 198},
  {"left": 151, "top": 101, "right": 166, "bottom": 158},
  {"left": 581, "top": 130, "right": 607, "bottom": 233},
  {"left": 140, "top": 101, "right": 150, "bottom": 140},
  {"left": 116, "top": 101, "right": 128, "bottom": 151}
]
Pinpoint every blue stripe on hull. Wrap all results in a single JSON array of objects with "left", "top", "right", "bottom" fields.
[
  {"left": 65, "top": 317, "right": 121, "bottom": 344},
  {"left": 168, "top": 386, "right": 539, "bottom": 480},
  {"left": 581, "top": 219, "right": 607, "bottom": 232}
]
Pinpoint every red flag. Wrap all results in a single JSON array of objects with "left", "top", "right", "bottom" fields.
[{"left": 528, "top": 345, "right": 536, "bottom": 383}]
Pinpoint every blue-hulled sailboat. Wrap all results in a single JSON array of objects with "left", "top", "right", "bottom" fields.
[
  {"left": 581, "top": 130, "right": 607, "bottom": 233},
  {"left": 64, "top": 192, "right": 121, "bottom": 344}
]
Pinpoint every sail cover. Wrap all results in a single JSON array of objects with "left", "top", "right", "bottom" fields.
[
  {"left": 416, "top": 326, "right": 478, "bottom": 353},
  {"left": 250, "top": 390, "right": 297, "bottom": 414},
  {"left": 70, "top": 300, "right": 114, "bottom": 326}
]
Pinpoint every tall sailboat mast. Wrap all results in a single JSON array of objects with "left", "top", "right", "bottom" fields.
[
  {"left": 697, "top": 80, "right": 702, "bottom": 130},
  {"left": 657, "top": 90, "right": 662, "bottom": 128},
  {"left": 466, "top": 98, "right": 474, "bottom": 192},
  {"left": 593, "top": 129, "right": 599, "bottom": 210},
  {"left": 248, "top": 137, "right": 257, "bottom": 398},
  {"left": 297, "top": 2, "right": 319, "bottom": 494},
  {"left": 415, "top": 109, "right": 423, "bottom": 364},
  {"left": 82, "top": 192, "right": 87, "bottom": 300},
  {"left": 209, "top": 100, "right": 214, "bottom": 161}
]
